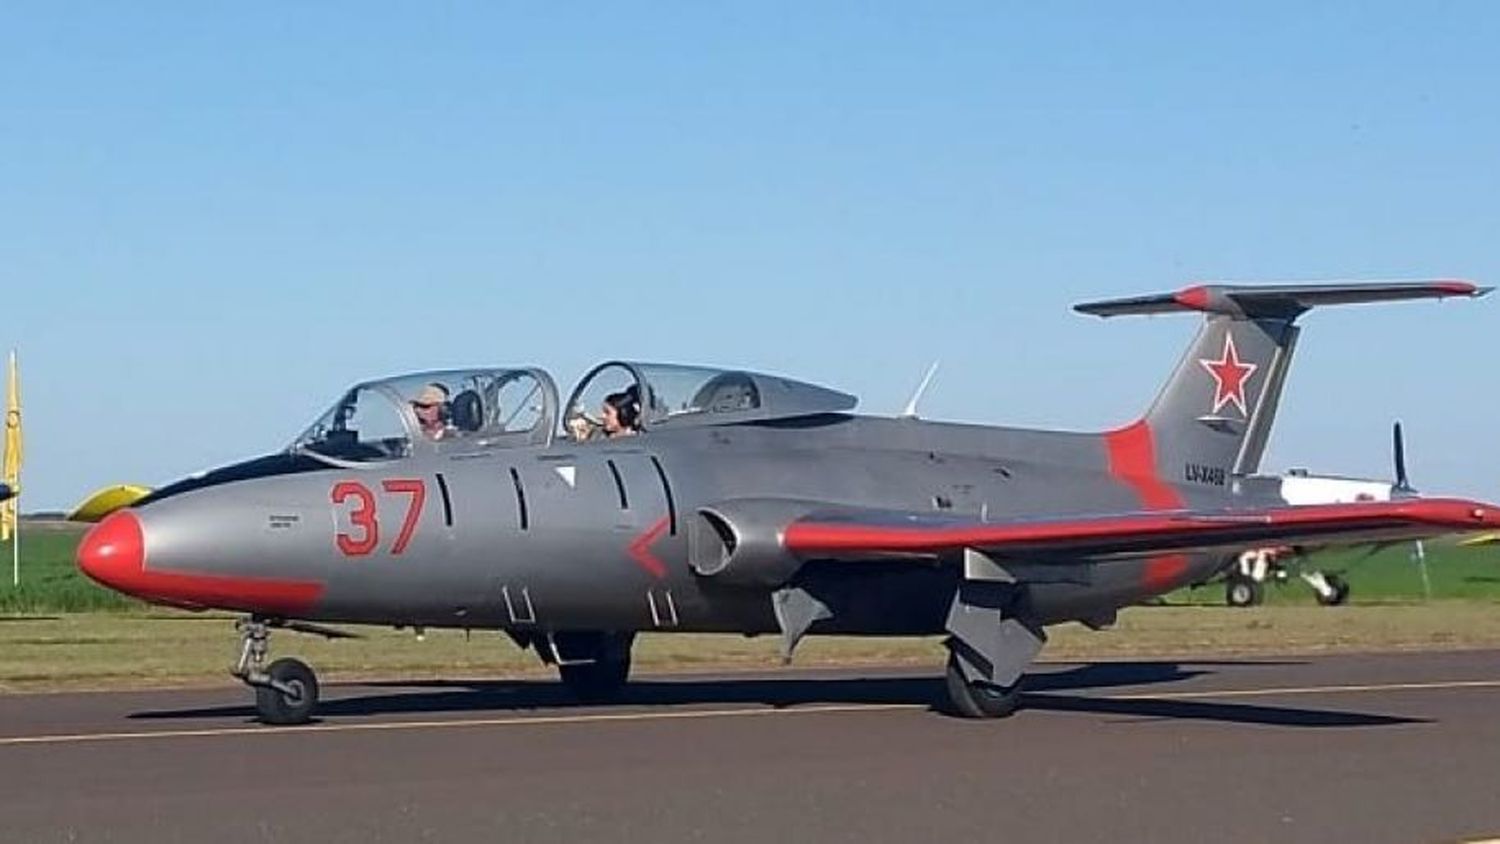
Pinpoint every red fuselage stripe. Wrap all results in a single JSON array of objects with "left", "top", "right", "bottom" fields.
[
  {"left": 782, "top": 498, "right": 1499, "bottom": 555},
  {"left": 1104, "top": 420, "right": 1184, "bottom": 511},
  {"left": 1103, "top": 420, "right": 1189, "bottom": 589}
]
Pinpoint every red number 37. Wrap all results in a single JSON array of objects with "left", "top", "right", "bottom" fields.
[{"left": 332, "top": 479, "right": 426, "bottom": 557}]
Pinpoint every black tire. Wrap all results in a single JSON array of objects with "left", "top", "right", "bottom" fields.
[
  {"left": 556, "top": 632, "right": 634, "bottom": 702},
  {"left": 1316, "top": 573, "right": 1351, "bottom": 607},
  {"left": 944, "top": 652, "right": 1023, "bottom": 719},
  {"left": 560, "top": 657, "right": 631, "bottom": 702},
  {"left": 1225, "top": 576, "right": 1264, "bottom": 608},
  {"left": 255, "top": 657, "right": 319, "bottom": 725}
]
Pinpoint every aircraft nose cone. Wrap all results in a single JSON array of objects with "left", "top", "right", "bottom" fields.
[{"left": 76, "top": 511, "right": 145, "bottom": 590}]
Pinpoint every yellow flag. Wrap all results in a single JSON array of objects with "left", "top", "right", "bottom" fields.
[{"left": 1, "top": 350, "right": 19, "bottom": 542}]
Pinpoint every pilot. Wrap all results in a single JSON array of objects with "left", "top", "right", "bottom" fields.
[
  {"left": 411, "top": 383, "right": 453, "bottom": 440},
  {"left": 566, "top": 413, "right": 598, "bottom": 442},
  {"left": 601, "top": 387, "right": 642, "bottom": 438}
]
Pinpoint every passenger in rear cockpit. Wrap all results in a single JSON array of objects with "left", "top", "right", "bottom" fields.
[
  {"left": 411, "top": 383, "right": 453, "bottom": 441},
  {"left": 601, "top": 387, "right": 641, "bottom": 438}
]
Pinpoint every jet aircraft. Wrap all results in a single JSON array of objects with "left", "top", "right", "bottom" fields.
[{"left": 72, "top": 281, "right": 1500, "bottom": 722}]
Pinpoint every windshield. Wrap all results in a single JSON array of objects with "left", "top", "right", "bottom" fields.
[
  {"left": 291, "top": 383, "right": 411, "bottom": 462},
  {"left": 292, "top": 369, "right": 557, "bottom": 461}
]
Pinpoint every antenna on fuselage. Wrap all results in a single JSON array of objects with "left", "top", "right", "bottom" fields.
[{"left": 899, "top": 361, "right": 940, "bottom": 419}]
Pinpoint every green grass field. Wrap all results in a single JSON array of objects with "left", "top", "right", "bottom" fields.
[
  {"left": 2, "top": 520, "right": 1498, "bottom": 615},
  {"left": 0, "top": 521, "right": 137, "bottom": 614}
]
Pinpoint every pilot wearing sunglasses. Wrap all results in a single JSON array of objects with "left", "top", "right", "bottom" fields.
[{"left": 410, "top": 383, "right": 453, "bottom": 441}]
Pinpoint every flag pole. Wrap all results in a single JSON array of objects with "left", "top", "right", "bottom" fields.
[{"left": 4, "top": 348, "right": 17, "bottom": 587}]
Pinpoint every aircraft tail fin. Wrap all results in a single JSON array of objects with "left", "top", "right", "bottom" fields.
[{"left": 1076, "top": 280, "right": 1488, "bottom": 480}]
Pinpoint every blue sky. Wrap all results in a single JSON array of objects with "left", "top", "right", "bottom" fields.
[{"left": 4, "top": 2, "right": 1498, "bottom": 508}]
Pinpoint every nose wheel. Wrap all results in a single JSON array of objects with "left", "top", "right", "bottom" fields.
[
  {"left": 233, "top": 618, "right": 321, "bottom": 725},
  {"left": 254, "top": 658, "right": 319, "bottom": 724}
]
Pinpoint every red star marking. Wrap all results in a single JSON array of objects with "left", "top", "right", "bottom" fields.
[{"left": 1198, "top": 333, "right": 1258, "bottom": 416}]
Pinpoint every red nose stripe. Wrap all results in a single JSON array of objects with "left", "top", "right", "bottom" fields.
[{"left": 77, "top": 511, "right": 325, "bottom": 615}]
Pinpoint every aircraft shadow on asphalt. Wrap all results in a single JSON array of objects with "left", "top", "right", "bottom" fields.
[{"left": 130, "top": 659, "right": 1422, "bottom": 728}]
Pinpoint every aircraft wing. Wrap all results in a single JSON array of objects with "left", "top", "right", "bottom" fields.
[{"left": 782, "top": 498, "right": 1500, "bottom": 562}]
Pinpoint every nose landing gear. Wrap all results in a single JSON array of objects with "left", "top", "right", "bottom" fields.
[{"left": 232, "top": 617, "right": 322, "bottom": 725}]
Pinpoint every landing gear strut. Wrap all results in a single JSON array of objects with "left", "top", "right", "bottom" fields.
[
  {"left": 1308, "top": 571, "right": 1351, "bottom": 606},
  {"left": 233, "top": 618, "right": 320, "bottom": 725}
]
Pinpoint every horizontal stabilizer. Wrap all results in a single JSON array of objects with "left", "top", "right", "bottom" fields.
[
  {"left": 1075, "top": 280, "right": 1489, "bottom": 320},
  {"left": 69, "top": 484, "right": 152, "bottom": 523}
]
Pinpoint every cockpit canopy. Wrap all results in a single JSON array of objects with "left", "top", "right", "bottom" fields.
[
  {"left": 290, "top": 362, "right": 856, "bottom": 462},
  {"left": 562, "top": 361, "right": 856, "bottom": 440},
  {"left": 291, "top": 368, "right": 558, "bottom": 463}
]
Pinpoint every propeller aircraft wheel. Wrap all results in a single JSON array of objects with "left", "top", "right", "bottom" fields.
[
  {"left": 944, "top": 652, "right": 1023, "bottom": 719},
  {"left": 255, "top": 657, "right": 319, "bottom": 725},
  {"left": 1225, "top": 576, "right": 1264, "bottom": 608},
  {"left": 1317, "top": 574, "right": 1351, "bottom": 606}
]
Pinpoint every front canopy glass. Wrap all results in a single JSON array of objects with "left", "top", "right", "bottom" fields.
[{"left": 291, "top": 368, "right": 557, "bottom": 462}]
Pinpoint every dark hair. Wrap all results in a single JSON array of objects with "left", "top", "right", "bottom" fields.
[{"left": 604, "top": 386, "right": 641, "bottom": 430}]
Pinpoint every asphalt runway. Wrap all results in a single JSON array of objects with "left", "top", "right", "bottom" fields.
[{"left": 2, "top": 651, "right": 1500, "bottom": 843}]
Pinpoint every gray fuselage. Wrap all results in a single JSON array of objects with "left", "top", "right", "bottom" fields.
[{"left": 130, "top": 413, "right": 1246, "bottom": 637}]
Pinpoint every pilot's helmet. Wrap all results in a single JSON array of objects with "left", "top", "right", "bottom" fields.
[{"left": 412, "top": 384, "right": 449, "bottom": 409}]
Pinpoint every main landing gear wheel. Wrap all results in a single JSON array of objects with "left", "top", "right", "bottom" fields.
[
  {"left": 255, "top": 658, "right": 319, "bottom": 725},
  {"left": 552, "top": 632, "right": 634, "bottom": 702},
  {"left": 1225, "top": 575, "right": 1264, "bottom": 608},
  {"left": 560, "top": 657, "right": 631, "bottom": 701},
  {"left": 232, "top": 618, "right": 321, "bottom": 725},
  {"left": 1316, "top": 573, "right": 1351, "bottom": 606},
  {"left": 944, "top": 652, "right": 1023, "bottom": 719}
]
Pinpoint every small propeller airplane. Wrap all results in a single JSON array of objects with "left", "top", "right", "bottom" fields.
[
  {"left": 1216, "top": 421, "right": 1426, "bottom": 607},
  {"left": 71, "top": 280, "right": 1499, "bottom": 723}
]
